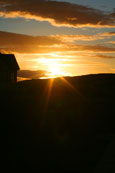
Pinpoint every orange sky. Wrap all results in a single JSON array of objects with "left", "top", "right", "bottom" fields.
[{"left": 0, "top": 0, "right": 115, "bottom": 79}]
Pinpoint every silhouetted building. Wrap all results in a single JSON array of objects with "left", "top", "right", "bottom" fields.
[{"left": 0, "top": 53, "right": 20, "bottom": 84}]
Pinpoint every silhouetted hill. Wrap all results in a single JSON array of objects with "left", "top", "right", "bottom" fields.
[{"left": 0, "top": 74, "right": 115, "bottom": 172}]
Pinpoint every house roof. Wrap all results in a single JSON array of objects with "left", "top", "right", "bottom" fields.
[{"left": 0, "top": 53, "right": 20, "bottom": 70}]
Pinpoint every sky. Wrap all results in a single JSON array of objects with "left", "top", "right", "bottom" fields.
[{"left": 0, "top": 0, "right": 115, "bottom": 79}]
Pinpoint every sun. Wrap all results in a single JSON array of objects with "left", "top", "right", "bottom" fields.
[
  {"left": 49, "top": 65, "right": 64, "bottom": 77},
  {"left": 37, "top": 57, "right": 66, "bottom": 77}
]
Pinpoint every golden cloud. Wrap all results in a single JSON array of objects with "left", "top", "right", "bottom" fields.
[
  {"left": 0, "top": 31, "right": 115, "bottom": 55},
  {"left": 0, "top": 0, "right": 115, "bottom": 27},
  {"left": 95, "top": 54, "right": 115, "bottom": 59},
  {"left": 0, "top": 31, "right": 63, "bottom": 46},
  {"left": 106, "top": 41, "right": 115, "bottom": 44},
  {"left": 53, "top": 32, "right": 115, "bottom": 43}
]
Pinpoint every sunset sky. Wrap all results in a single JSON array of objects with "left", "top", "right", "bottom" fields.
[{"left": 0, "top": 0, "right": 115, "bottom": 79}]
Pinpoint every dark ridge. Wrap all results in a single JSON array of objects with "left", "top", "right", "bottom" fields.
[{"left": 0, "top": 73, "right": 115, "bottom": 172}]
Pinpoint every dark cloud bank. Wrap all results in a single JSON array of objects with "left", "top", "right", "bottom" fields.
[
  {"left": 0, "top": 0, "right": 115, "bottom": 27},
  {"left": 0, "top": 31, "right": 115, "bottom": 54},
  {"left": 18, "top": 70, "right": 48, "bottom": 79}
]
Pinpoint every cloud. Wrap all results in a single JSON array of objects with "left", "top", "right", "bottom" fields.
[
  {"left": 0, "top": 31, "right": 62, "bottom": 46},
  {"left": 0, "top": 30, "right": 64, "bottom": 53},
  {"left": 95, "top": 54, "right": 115, "bottom": 59},
  {"left": 54, "top": 32, "right": 115, "bottom": 43},
  {"left": 106, "top": 41, "right": 115, "bottom": 44},
  {"left": 1, "top": 31, "right": 115, "bottom": 49},
  {"left": 17, "top": 70, "right": 48, "bottom": 79},
  {"left": 54, "top": 35, "right": 99, "bottom": 43},
  {"left": 102, "top": 32, "right": 115, "bottom": 36},
  {"left": 1, "top": 44, "right": 115, "bottom": 54},
  {"left": 111, "top": 68, "right": 115, "bottom": 72},
  {"left": 73, "top": 44, "right": 115, "bottom": 53},
  {"left": 0, "top": 0, "right": 115, "bottom": 28},
  {"left": 0, "top": 31, "right": 115, "bottom": 55},
  {"left": 61, "top": 44, "right": 115, "bottom": 53}
]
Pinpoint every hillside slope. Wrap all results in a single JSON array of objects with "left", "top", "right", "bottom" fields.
[{"left": 0, "top": 74, "right": 115, "bottom": 172}]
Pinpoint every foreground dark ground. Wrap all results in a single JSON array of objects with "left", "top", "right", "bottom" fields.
[{"left": 0, "top": 74, "right": 115, "bottom": 172}]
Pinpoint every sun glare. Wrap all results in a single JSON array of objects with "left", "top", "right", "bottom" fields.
[
  {"left": 37, "top": 57, "right": 67, "bottom": 78},
  {"left": 48, "top": 65, "right": 65, "bottom": 77}
]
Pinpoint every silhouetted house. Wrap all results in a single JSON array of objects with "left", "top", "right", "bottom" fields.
[{"left": 0, "top": 53, "right": 20, "bottom": 84}]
